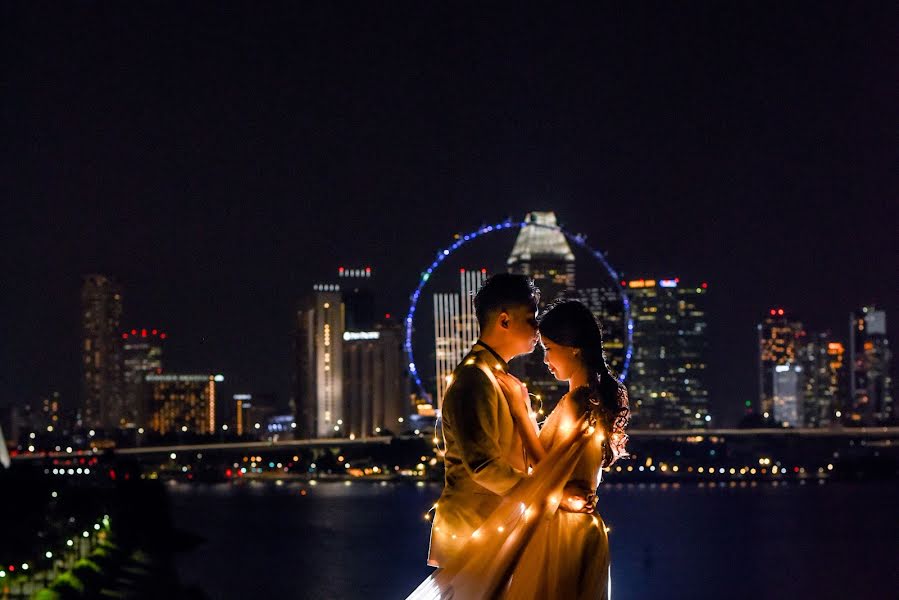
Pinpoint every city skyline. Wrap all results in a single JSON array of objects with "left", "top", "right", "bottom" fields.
[
  {"left": 4, "top": 4, "right": 896, "bottom": 429},
  {"left": 7, "top": 232, "right": 895, "bottom": 435}
]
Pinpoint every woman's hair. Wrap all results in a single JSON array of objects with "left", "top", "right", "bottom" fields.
[{"left": 538, "top": 299, "right": 629, "bottom": 466}]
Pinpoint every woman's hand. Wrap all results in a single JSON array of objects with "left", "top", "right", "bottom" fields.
[
  {"left": 559, "top": 482, "right": 596, "bottom": 513},
  {"left": 495, "top": 372, "right": 530, "bottom": 423},
  {"left": 495, "top": 371, "right": 547, "bottom": 464}
]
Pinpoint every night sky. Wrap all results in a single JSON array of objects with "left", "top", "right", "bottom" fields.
[{"left": 3, "top": 3, "right": 896, "bottom": 426}]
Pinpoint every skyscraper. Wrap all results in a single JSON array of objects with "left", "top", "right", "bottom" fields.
[
  {"left": 575, "top": 287, "right": 627, "bottom": 377},
  {"left": 507, "top": 212, "right": 576, "bottom": 411},
  {"left": 145, "top": 373, "right": 221, "bottom": 434},
  {"left": 507, "top": 211, "right": 575, "bottom": 303},
  {"left": 797, "top": 332, "right": 846, "bottom": 427},
  {"left": 80, "top": 275, "right": 124, "bottom": 430},
  {"left": 121, "top": 328, "right": 167, "bottom": 427},
  {"left": 848, "top": 306, "right": 893, "bottom": 425},
  {"left": 343, "top": 322, "right": 409, "bottom": 437},
  {"left": 295, "top": 284, "right": 345, "bottom": 437},
  {"left": 757, "top": 308, "right": 805, "bottom": 419},
  {"left": 625, "top": 278, "right": 710, "bottom": 429},
  {"left": 772, "top": 364, "right": 802, "bottom": 427},
  {"left": 339, "top": 266, "right": 375, "bottom": 330},
  {"left": 433, "top": 269, "right": 487, "bottom": 408}
]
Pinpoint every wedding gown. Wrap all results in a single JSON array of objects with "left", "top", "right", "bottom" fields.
[{"left": 407, "top": 392, "right": 620, "bottom": 599}]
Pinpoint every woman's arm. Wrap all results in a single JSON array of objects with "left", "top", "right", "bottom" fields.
[{"left": 495, "top": 372, "right": 547, "bottom": 464}]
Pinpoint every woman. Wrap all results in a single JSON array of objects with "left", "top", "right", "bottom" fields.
[{"left": 407, "top": 299, "right": 629, "bottom": 599}]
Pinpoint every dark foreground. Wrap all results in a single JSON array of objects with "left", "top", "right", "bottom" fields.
[{"left": 169, "top": 479, "right": 899, "bottom": 600}]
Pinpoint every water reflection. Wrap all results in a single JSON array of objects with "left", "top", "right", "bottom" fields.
[{"left": 169, "top": 480, "right": 898, "bottom": 599}]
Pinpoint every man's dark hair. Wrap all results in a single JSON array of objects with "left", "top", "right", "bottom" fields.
[{"left": 473, "top": 273, "right": 540, "bottom": 328}]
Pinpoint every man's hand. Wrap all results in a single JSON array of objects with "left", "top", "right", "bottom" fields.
[{"left": 560, "top": 482, "right": 596, "bottom": 513}]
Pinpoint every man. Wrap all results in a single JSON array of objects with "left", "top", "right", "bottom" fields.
[{"left": 427, "top": 273, "right": 591, "bottom": 567}]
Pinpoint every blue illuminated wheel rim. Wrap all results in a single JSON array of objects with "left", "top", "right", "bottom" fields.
[{"left": 404, "top": 218, "right": 633, "bottom": 403}]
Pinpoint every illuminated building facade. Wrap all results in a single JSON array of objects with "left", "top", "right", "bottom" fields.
[
  {"left": 772, "top": 364, "right": 802, "bottom": 427},
  {"left": 576, "top": 286, "right": 627, "bottom": 378},
  {"left": 507, "top": 212, "right": 575, "bottom": 411},
  {"left": 81, "top": 274, "right": 124, "bottom": 429},
  {"left": 626, "top": 278, "right": 710, "bottom": 429},
  {"left": 848, "top": 306, "right": 893, "bottom": 425},
  {"left": 797, "top": 333, "right": 846, "bottom": 427},
  {"left": 145, "top": 373, "right": 221, "bottom": 434},
  {"left": 121, "top": 328, "right": 167, "bottom": 427},
  {"left": 757, "top": 309, "right": 805, "bottom": 418},
  {"left": 433, "top": 269, "right": 487, "bottom": 408},
  {"left": 343, "top": 323, "right": 409, "bottom": 436},
  {"left": 295, "top": 285, "right": 345, "bottom": 437},
  {"left": 507, "top": 211, "right": 575, "bottom": 302},
  {"left": 233, "top": 392, "right": 279, "bottom": 436}
]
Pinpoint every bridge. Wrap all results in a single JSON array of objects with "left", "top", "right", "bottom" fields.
[{"left": 9, "top": 427, "right": 898, "bottom": 462}]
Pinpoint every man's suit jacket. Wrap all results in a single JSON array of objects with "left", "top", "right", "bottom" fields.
[{"left": 427, "top": 343, "right": 528, "bottom": 567}]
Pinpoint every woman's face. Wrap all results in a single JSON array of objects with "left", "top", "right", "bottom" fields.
[{"left": 540, "top": 335, "right": 583, "bottom": 381}]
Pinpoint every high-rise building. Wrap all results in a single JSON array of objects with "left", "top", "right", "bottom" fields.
[
  {"left": 433, "top": 269, "right": 487, "bottom": 408},
  {"left": 121, "top": 328, "right": 167, "bottom": 427},
  {"left": 625, "top": 278, "right": 710, "bottom": 429},
  {"left": 295, "top": 284, "right": 345, "bottom": 437},
  {"left": 848, "top": 306, "right": 893, "bottom": 425},
  {"left": 339, "top": 266, "right": 376, "bottom": 331},
  {"left": 576, "top": 287, "right": 628, "bottom": 380},
  {"left": 25, "top": 391, "right": 63, "bottom": 433},
  {"left": 507, "top": 211, "right": 575, "bottom": 304},
  {"left": 343, "top": 322, "right": 409, "bottom": 437},
  {"left": 145, "top": 373, "right": 221, "bottom": 434},
  {"left": 507, "top": 212, "right": 576, "bottom": 411},
  {"left": 797, "top": 332, "right": 846, "bottom": 427},
  {"left": 81, "top": 275, "right": 124, "bottom": 430},
  {"left": 772, "top": 364, "right": 802, "bottom": 427},
  {"left": 233, "top": 392, "right": 279, "bottom": 436},
  {"left": 757, "top": 308, "right": 805, "bottom": 418}
]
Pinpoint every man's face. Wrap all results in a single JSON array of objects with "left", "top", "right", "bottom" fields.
[{"left": 502, "top": 304, "right": 539, "bottom": 357}]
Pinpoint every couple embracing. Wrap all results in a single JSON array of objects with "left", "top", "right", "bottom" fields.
[{"left": 407, "top": 274, "right": 630, "bottom": 599}]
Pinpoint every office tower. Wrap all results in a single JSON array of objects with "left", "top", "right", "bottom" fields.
[
  {"left": 80, "top": 274, "right": 124, "bottom": 429},
  {"left": 798, "top": 332, "right": 846, "bottom": 427},
  {"left": 339, "top": 266, "right": 376, "bottom": 330},
  {"left": 625, "top": 278, "right": 710, "bottom": 429},
  {"left": 507, "top": 211, "right": 575, "bottom": 303},
  {"left": 295, "top": 284, "right": 345, "bottom": 437},
  {"left": 145, "top": 373, "right": 221, "bottom": 434},
  {"left": 343, "top": 322, "right": 409, "bottom": 437},
  {"left": 507, "top": 212, "right": 576, "bottom": 411},
  {"left": 576, "top": 287, "right": 627, "bottom": 377},
  {"left": 757, "top": 308, "right": 805, "bottom": 418},
  {"left": 433, "top": 269, "right": 487, "bottom": 408},
  {"left": 121, "top": 328, "right": 167, "bottom": 427},
  {"left": 233, "top": 392, "right": 279, "bottom": 436},
  {"left": 848, "top": 306, "right": 893, "bottom": 425},
  {"left": 772, "top": 365, "right": 802, "bottom": 427},
  {"left": 22, "top": 392, "right": 63, "bottom": 433}
]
